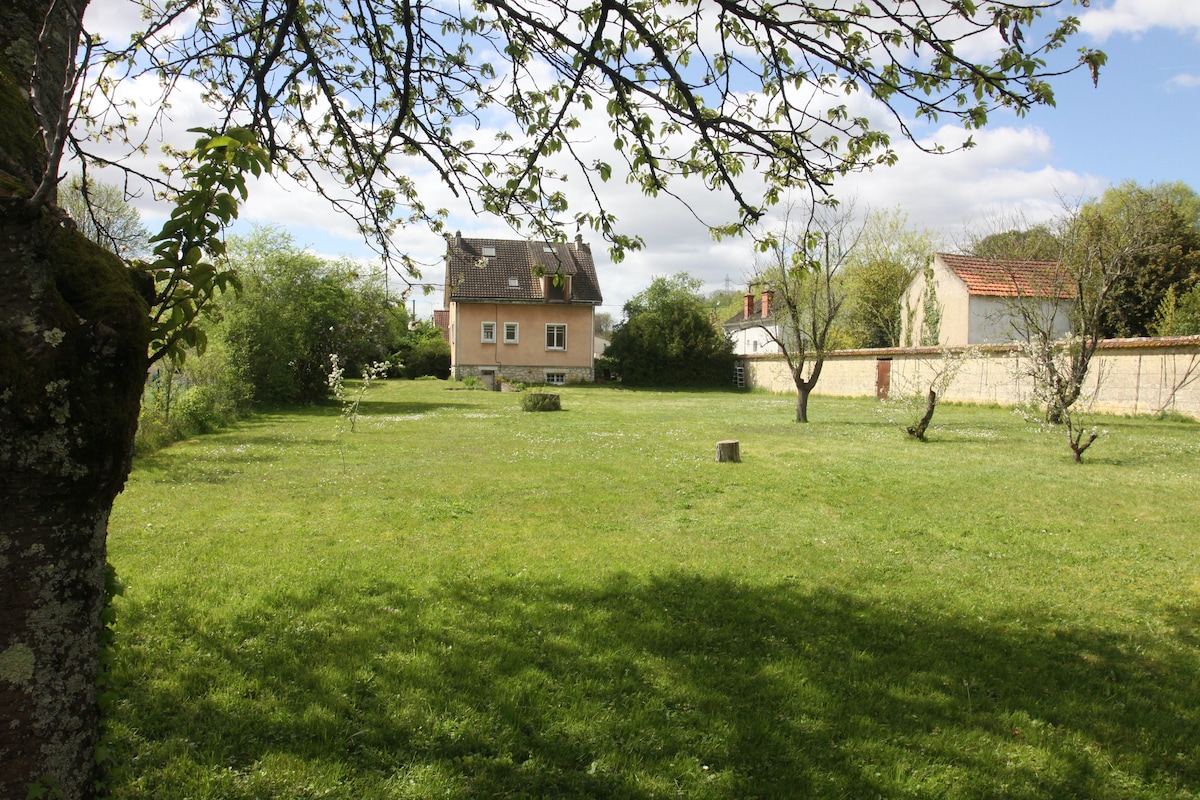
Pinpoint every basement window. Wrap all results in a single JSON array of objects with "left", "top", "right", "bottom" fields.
[{"left": 545, "top": 372, "right": 566, "bottom": 385}]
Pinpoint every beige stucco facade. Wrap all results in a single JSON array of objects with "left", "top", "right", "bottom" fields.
[
  {"left": 901, "top": 258, "right": 969, "bottom": 346},
  {"left": 902, "top": 254, "right": 1071, "bottom": 346},
  {"left": 449, "top": 301, "right": 595, "bottom": 383},
  {"left": 741, "top": 337, "right": 1200, "bottom": 419}
]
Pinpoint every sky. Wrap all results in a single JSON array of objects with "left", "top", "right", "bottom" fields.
[{"left": 81, "top": 0, "right": 1200, "bottom": 322}]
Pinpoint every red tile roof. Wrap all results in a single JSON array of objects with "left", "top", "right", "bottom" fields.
[
  {"left": 940, "top": 253, "right": 1073, "bottom": 299},
  {"left": 444, "top": 234, "right": 603, "bottom": 304}
]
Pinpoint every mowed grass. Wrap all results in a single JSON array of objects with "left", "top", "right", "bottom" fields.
[{"left": 105, "top": 381, "right": 1200, "bottom": 799}]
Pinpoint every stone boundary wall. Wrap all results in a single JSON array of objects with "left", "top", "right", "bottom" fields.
[{"left": 741, "top": 336, "right": 1200, "bottom": 419}]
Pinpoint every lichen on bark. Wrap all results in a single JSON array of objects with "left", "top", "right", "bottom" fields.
[
  {"left": 1, "top": 199, "right": 148, "bottom": 798},
  {"left": 1, "top": 62, "right": 149, "bottom": 800},
  {"left": 0, "top": 643, "right": 35, "bottom": 685}
]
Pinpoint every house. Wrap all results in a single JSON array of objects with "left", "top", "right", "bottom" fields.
[
  {"left": 722, "top": 290, "right": 782, "bottom": 356},
  {"left": 438, "top": 231, "right": 603, "bottom": 385},
  {"left": 900, "top": 253, "right": 1073, "bottom": 347}
]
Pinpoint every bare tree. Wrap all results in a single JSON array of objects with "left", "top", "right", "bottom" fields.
[
  {"left": 752, "top": 202, "right": 861, "bottom": 422},
  {"left": 881, "top": 347, "right": 977, "bottom": 441},
  {"left": 972, "top": 195, "right": 1181, "bottom": 459}
]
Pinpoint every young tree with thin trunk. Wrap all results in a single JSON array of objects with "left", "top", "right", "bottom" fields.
[
  {"left": 752, "top": 202, "right": 861, "bottom": 422},
  {"left": 2, "top": 1, "right": 1104, "bottom": 795},
  {"left": 974, "top": 194, "right": 1178, "bottom": 459},
  {"left": 880, "top": 347, "right": 976, "bottom": 441}
]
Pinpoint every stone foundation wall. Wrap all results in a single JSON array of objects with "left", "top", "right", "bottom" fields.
[
  {"left": 453, "top": 364, "right": 594, "bottom": 384},
  {"left": 741, "top": 336, "right": 1200, "bottom": 419}
]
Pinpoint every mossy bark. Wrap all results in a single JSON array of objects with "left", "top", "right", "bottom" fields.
[
  {"left": 0, "top": 201, "right": 148, "bottom": 800},
  {"left": 1, "top": 2, "right": 150, "bottom": 796}
]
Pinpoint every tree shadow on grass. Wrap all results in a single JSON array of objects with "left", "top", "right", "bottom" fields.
[
  {"left": 131, "top": 399, "right": 477, "bottom": 484},
  {"left": 274, "top": 399, "right": 477, "bottom": 418},
  {"left": 132, "top": 439, "right": 283, "bottom": 485},
  {"left": 354, "top": 399, "right": 475, "bottom": 416},
  {"left": 108, "top": 574, "right": 1200, "bottom": 799}
]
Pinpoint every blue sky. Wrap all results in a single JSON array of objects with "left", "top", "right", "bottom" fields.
[
  {"left": 1016, "top": 25, "right": 1200, "bottom": 193},
  {"left": 83, "top": 0, "right": 1200, "bottom": 321}
]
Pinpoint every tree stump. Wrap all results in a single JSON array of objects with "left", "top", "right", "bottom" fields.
[{"left": 716, "top": 439, "right": 740, "bottom": 462}]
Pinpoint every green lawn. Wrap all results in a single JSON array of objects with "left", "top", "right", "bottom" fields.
[{"left": 105, "top": 381, "right": 1200, "bottom": 799}]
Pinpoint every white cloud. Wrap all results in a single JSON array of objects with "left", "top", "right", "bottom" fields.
[
  {"left": 579, "top": 120, "right": 1105, "bottom": 314},
  {"left": 1080, "top": 0, "right": 1200, "bottom": 41},
  {"left": 84, "top": 0, "right": 147, "bottom": 43},
  {"left": 1168, "top": 73, "right": 1200, "bottom": 90}
]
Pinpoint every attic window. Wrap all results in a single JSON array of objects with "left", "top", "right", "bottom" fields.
[
  {"left": 508, "top": 278, "right": 520, "bottom": 288},
  {"left": 543, "top": 245, "right": 555, "bottom": 253},
  {"left": 482, "top": 246, "right": 496, "bottom": 257}
]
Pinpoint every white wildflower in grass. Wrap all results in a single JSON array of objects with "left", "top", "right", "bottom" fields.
[{"left": 328, "top": 354, "right": 391, "bottom": 471}]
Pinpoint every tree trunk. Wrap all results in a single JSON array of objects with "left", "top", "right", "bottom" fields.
[
  {"left": 795, "top": 385, "right": 811, "bottom": 423},
  {"left": 2, "top": 2, "right": 150, "bottom": 796},
  {"left": 0, "top": 202, "right": 148, "bottom": 800},
  {"left": 906, "top": 388, "right": 938, "bottom": 441}
]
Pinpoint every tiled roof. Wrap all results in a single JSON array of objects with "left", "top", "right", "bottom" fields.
[
  {"left": 723, "top": 292, "right": 776, "bottom": 328},
  {"left": 722, "top": 309, "right": 772, "bottom": 327},
  {"left": 444, "top": 234, "right": 603, "bottom": 304},
  {"left": 940, "top": 253, "right": 1073, "bottom": 298}
]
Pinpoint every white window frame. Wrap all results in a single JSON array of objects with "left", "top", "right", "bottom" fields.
[
  {"left": 545, "top": 323, "right": 567, "bottom": 351},
  {"left": 481, "top": 321, "right": 496, "bottom": 343},
  {"left": 503, "top": 322, "right": 520, "bottom": 344},
  {"left": 545, "top": 371, "right": 566, "bottom": 385}
]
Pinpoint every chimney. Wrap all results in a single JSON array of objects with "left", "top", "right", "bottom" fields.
[
  {"left": 744, "top": 292, "right": 754, "bottom": 319},
  {"left": 761, "top": 290, "right": 774, "bottom": 318},
  {"left": 454, "top": 230, "right": 463, "bottom": 247}
]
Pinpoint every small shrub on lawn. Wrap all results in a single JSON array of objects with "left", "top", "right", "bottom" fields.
[{"left": 520, "top": 392, "right": 561, "bottom": 412}]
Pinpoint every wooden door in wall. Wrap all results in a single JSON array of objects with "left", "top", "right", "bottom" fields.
[{"left": 875, "top": 358, "right": 891, "bottom": 400}]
